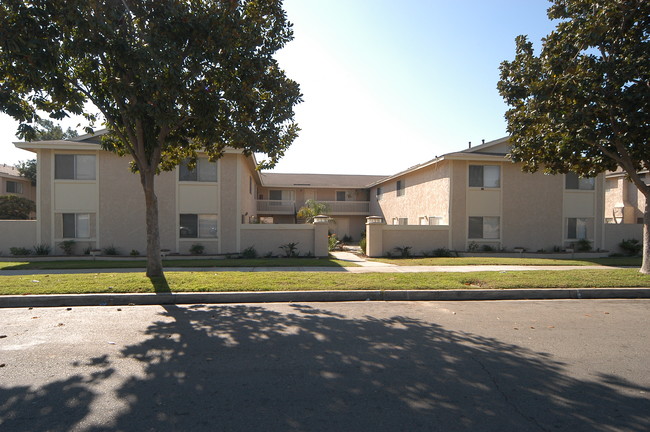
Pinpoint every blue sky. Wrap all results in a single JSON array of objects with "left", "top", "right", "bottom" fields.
[{"left": 0, "top": 0, "right": 557, "bottom": 175}]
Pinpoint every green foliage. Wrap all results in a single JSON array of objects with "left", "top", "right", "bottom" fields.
[
  {"left": 0, "top": 0, "right": 301, "bottom": 276},
  {"left": 15, "top": 159, "right": 37, "bottom": 186},
  {"left": 279, "top": 242, "right": 299, "bottom": 257},
  {"left": 0, "top": 196, "right": 35, "bottom": 220},
  {"left": 297, "top": 200, "right": 330, "bottom": 223},
  {"left": 393, "top": 246, "right": 412, "bottom": 258},
  {"left": 103, "top": 245, "right": 119, "bottom": 256},
  {"left": 467, "top": 242, "right": 480, "bottom": 252},
  {"left": 359, "top": 236, "right": 367, "bottom": 255},
  {"left": 58, "top": 240, "right": 76, "bottom": 256},
  {"left": 242, "top": 246, "right": 258, "bottom": 259},
  {"left": 619, "top": 239, "right": 642, "bottom": 256},
  {"left": 32, "top": 244, "right": 51, "bottom": 256},
  {"left": 575, "top": 239, "right": 592, "bottom": 252},
  {"left": 10, "top": 247, "right": 31, "bottom": 256},
  {"left": 189, "top": 244, "right": 204, "bottom": 255},
  {"left": 27, "top": 119, "right": 78, "bottom": 142},
  {"left": 130, "top": 249, "right": 141, "bottom": 256},
  {"left": 481, "top": 244, "right": 495, "bottom": 252},
  {"left": 432, "top": 247, "right": 453, "bottom": 257},
  {"left": 328, "top": 235, "right": 340, "bottom": 251}
]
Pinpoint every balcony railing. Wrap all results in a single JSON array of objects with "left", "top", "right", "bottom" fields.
[
  {"left": 319, "top": 201, "right": 370, "bottom": 215},
  {"left": 256, "top": 200, "right": 296, "bottom": 214}
]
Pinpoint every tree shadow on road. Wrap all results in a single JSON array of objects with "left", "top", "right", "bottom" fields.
[{"left": 1, "top": 303, "right": 649, "bottom": 431}]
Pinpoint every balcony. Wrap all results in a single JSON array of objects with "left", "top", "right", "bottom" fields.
[
  {"left": 256, "top": 200, "right": 296, "bottom": 215},
  {"left": 319, "top": 201, "right": 370, "bottom": 215}
]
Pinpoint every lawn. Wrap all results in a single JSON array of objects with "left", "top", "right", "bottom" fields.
[
  {"left": 0, "top": 268, "right": 648, "bottom": 295},
  {"left": 0, "top": 257, "right": 355, "bottom": 271},
  {"left": 368, "top": 256, "right": 642, "bottom": 267}
]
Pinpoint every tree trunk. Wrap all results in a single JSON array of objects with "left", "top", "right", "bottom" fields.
[
  {"left": 141, "top": 168, "right": 163, "bottom": 277},
  {"left": 642, "top": 198, "right": 650, "bottom": 275}
]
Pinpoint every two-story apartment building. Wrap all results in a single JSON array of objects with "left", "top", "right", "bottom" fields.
[
  {"left": 0, "top": 164, "right": 36, "bottom": 203},
  {"left": 8, "top": 133, "right": 607, "bottom": 255}
]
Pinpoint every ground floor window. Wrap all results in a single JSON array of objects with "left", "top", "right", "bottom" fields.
[
  {"left": 392, "top": 217, "right": 408, "bottom": 225},
  {"left": 567, "top": 217, "right": 592, "bottom": 239},
  {"left": 62, "top": 213, "right": 91, "bottom": 238},
  {"left": 180, "top": 214, "right": 218, "bottom": 238},
  {"left": 468, "top": 216, "right": 500, "bottom": 239}
]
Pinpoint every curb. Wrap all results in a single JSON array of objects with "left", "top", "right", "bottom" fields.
[{"left": 1, "top": 288, "right": 649, "bottom": 308}]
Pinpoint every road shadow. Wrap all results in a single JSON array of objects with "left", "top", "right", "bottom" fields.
[{"left": 1, "top": 304, "right": 649, "bottom": 431}]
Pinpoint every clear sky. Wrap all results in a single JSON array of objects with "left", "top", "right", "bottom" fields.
[{"left": 0, "top": 0, "right": 557, "bottom": 175}]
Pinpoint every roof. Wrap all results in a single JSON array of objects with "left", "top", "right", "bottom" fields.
[
  {"left": 259, "top": 173, "right": 388, "bottom": 189},
  {"left": 0, "top": 164, "right": 22, "bottom": 178}
]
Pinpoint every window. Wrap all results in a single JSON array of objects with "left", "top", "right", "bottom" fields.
[
  {"left": 393, "top": 217, "right": 408, "bottom": 225},
  {"left": 429, "top": 216, "right": 442, "bottom": 226},
  {"left": 565, "top": 172, "right": 595, "bottom": 190},
  {"left": 567, "top": 217, "right": 591, "bottom": 239},
  {"left": 63, "top": 213, "right": 91, "bottom": 238},
  {"left": 376, "top": 187, "right": 382, "bottom": 201},
  {"left": 336, "top": 191, "right": 346, "bottom": 201},
  {"left": 55, "top": 154, "right": 96, "bottom": 180},
  {"left": 419, "top": 217, "right": 428, "bottom": 225},
  {"left": 396, "top": 180, "right": 405, "bottom": 197},
  {"left": 6, "top": 181, "right": 23, "bottom": 194},
  {"left": 468, "top": 216, "right": 500, "bottom": 239},
  {"left": 179, "top": 214, "right": 218, "bottom": 238},
  {"left": 469, "top": 165, "right": 500, "bottom": 188},
  {"left": 249, "top": 176, "right": 252, "bottom": 194},
  {"left": 179, "top": 158, "right": 217, "bottom": 182}
]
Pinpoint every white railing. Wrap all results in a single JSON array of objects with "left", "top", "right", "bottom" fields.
[
  {"left": 318, "top": 201, "right": 370, "bottom": 215},
  {"left": 256, "top": 200, "right": 296, "bottom": 214}
]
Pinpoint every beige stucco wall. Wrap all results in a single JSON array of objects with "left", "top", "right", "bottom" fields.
[
  {"left": 364, "top": 223, "right": 451, "bottom": 257},
  {"left": 0, "top": 220, "right": 37, "bottom": 254},
  {"left": 604, "top": 223, "right": 643, "bottom": 253},
  {"left": 370, "top": 160, "right": 451, "bottom": 225},
  {"left": 605, "top": 176, "right": 646, "bottom": 224},
  {"left": 239, "top": 157, "right": 258, "bottom": 224},
  {"left": 219, "top": 153, "right": 239, "bottom": 254},
  {"left": 240, "top": 224, "right": 316, "bottom": 257}
]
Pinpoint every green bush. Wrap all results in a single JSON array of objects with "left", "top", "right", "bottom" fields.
[
  {"left": 359, "top": 236, "right": 367, "bottom": 255},
  {"left": 432, "top": 247, "right": 453, "bottom": 257},
  {"left": 481, "top": 244, "right": 495, "bottom": 252},
  {"left": 32, "top": 243, "right": 51, "bottom": 256},
  {"left": 279, "top": 242, "right": 299, "bottom": 257},
  {"left": 242, "top": 246, "right": 258, "bottom": 259},
  {"left": 103, "top": 245, "right": 120, "bottom": 255},
  {"left": 189, "top": 244, "right": 204, "bottom": 255},
  {"left": 328, "top": 235, "right": 340, "bottom": 251},
  {"left": 10, "top": 247, "right": 31, "bottom": 256},
  {"left": 130, "top": 249, "right": 140, "bottom": 256},
  {"left": 619, "top": 238, "right": 642, "bottom": 256},
  {"left": 575, "top": 239, "right": 592, "bottom": 252},
  {"left": 57, "top": 240, "right": 76, "bottom": 255},
  {"left": 393, "top": 246, "right": 412, "bottom": 258}
]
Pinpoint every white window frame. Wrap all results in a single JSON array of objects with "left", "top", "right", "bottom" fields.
[
  {"left": 396, "top": 180, "right": 405, "bottom": 197},
  {"left": 565, "top": 172, "right": 595, "bottom": 190},
  {"left": 179, "top": 214, "right": 218, "bottom": 239},
  {"left": 55, "top": 154, "right": 96, "bottom": 180},
  {"left": 179, "top": 158, "right": 218, "bottom": 182},
  {"left": 376, "top": 187, "right": 383, "bottom": 201},
  {"left": 469, "top": 165, "right": 500, "bottom": 188},
  {"left": 62, "top": 213, "right": 91, "bottom": 239},
  {"left": 6, "top": 180, "right": 23, "bottom": 194},
  {"left": 468, "top": 216, "right": 500, "bottom": 239},
  {"left": 567, "top": 217, "right": 591, "bottom": 240}
]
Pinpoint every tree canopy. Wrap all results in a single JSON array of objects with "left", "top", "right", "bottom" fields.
[
  {"left": 15, "top": 159, "right": 37, "bottom": 186},
  {"left": 24, "top": 119, "right": 79, "bottom": 141},
  {"left": 0, "top": 195, "right": 36, "bottom": 220},
  {"left": 498, "top": 0, "right": 650, "bottom": 273},
  {"left": 297, "top": 199, "right": 330, "bottom": 223},
  {"left": 0, "top": 0, "right": 302, "bottom": 276}
]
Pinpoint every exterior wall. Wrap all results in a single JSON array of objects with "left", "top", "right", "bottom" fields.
[
  {"left": 239, "top": 157, "right": 258, "bottom": 225},
  {"left": 0, "top": 220, "right": 37, "bottom": 254},
  {"left": 218, "top": 153, "right": 239, "bottom": 254},
  {"left": 605, "top": 175, "right": 647, "bottom": 224},
  {"left": 240, "top": 223, "right": 329, "bottom": 257},
  {"left": 0, "top": 171, "right": 36, "bottom": 201},
  {"left": 604, "top": 223, "right": 643, "bottom": 253},
  {"left": 365, "top": 222, "right": 451, "bottom": 257},
  {"left": 370, "top": 160, "right": 451, "bottom": 226}
]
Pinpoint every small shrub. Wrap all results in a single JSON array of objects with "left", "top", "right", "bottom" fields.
[
  {"left": 359, "top": 236, "right": 367, "bottom": 255},
  {"left": 384, "top": 250, "right": 393, "bottom": 258},
  {"left": 328, "top": 235, "right": 340, "bottom": 251},
  {"left": 59, "top": 240, "right": 76, "bottom": 256},
  {"left": 130, "top": 249, "right": 140, "bottom": 256},
  {"left": 279, "top": 242, "right": 299, "bottom": 257},
  {"left": 305, "top": 250, "right": 313, "bottom": 257},
  {"left": 393, "top": 246, "right": 412, "bottom": 258},
  {"left": 481, "top": 244, "right": 495, "bottom": 252},
  {"left": 467, "top": 241, "right": 479, "bottom": 252},
  {"left": 10, "top": 247, "right": 31, "bottom": 256},
  {"left": 190, "top": 244, "right": 204, "bottom": 255},
  {"left": 242, "top": 246, "right": 258, "bottom": 259},
  {"left": 342, "top": 234, "right": 352, "bottom": 243},
  {"left": 103, "top": 245, "right": 120, "bottom": 255},
  {"left": 264, "top": 251, "right": 274, "bottom": 258},
  {"left": 432, "top": 247, "right": 453, "bottom": 257},
  {"left": 619, "top": 238, "right": 642, "bottom": 256},
  {"left": 575, "top": 239, "right": 592, "bottom": 252},
  {"left": 553, "top": 245, "right": 562, "bottom": 253},
  {"left": 83, "top": 246, "right": 92, "bottom": 255},
  {"left": 32, "top": 243, "right": 51, "bottom": 256}
]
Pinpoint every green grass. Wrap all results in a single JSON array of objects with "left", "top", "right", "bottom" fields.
[
  {"left": 0, "top": 269, "right": 648, "bottom": 295},
  {"left": 0, "top": 257, "right": 355, "bottom": 271},
  {"left": 369, "top": 256, "right": 642, "bottom": 267}
]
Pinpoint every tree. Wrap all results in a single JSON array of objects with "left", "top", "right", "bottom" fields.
[
  {"left": 0, "top": 0, "right": 301, "bottom": 276},
  {"left": 15, "top": 159, "right": 37, "bottom": 186},
  {"left": 0, "top": 195, "right": 36, "bottom": 220},
  {"left": 297, "top": 199, "right": 330, "bottom": 223},
  {"left": 27, "top": 119, "right": 79, "bottom": 141},
  {"left": 497, "top": 0, "right": 650, "bottom": 273}
]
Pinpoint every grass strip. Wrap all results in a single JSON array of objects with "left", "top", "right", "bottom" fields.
[
  {"left": 1, "top": 269, "right": 649, "bottom": 295},
  {"left": 369, "top": 257, "right": 641, "bottom": 267},
  {"left": 0, "top": 258, "right": 354, "bottom": 271}
]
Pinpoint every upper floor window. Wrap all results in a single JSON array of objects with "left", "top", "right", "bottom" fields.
[
  {"left": 55, "top": 154, "right": 96, "bottom": 180},
  {"left": 179, "top": 157, "right": 217, "bottom": 182},
  {"left": 376, "top": 187, "right": 382, "bottom": 200},
  {"left": 469, "top": 165, "right": 500, "bottom": 188},
  {"left": 6, "top": 180, "right": 23, "bottom": 194},
  {"left": 565, "top": 172, "right": 594, "bottom": 190},
  {"left": 336, "top": 191, "right": 346, "bottom": 201},
  {"left": 396, "top": 180, "right": 405, "bottom": 197}
]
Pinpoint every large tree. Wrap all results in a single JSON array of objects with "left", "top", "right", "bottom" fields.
[
  {"left": 28, "top": 118, "right": 79, "bottom": 141},
  {"left": 0, "top": 0, "right": 301, "bottom": 276},
  {"left": 498, "top": 0, "right": 650, "bottom": 273}
]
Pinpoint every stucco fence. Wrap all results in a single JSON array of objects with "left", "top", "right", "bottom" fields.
[
  {"left": 604, "top": 223, "right": 643, "bottom": 254},
  {"left": 240, "top": 218, "right": 330, "bottom": 258},
  {"left": 365, "top": 219, "right": 451, "bottom": 258},
  {"left": 0, "top": 220, "right": 37, "bottom": 255}
]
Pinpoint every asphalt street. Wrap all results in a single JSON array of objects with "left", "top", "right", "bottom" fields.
[{"left": 1, "top": 299, "right": 649, "bottom": 431}]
